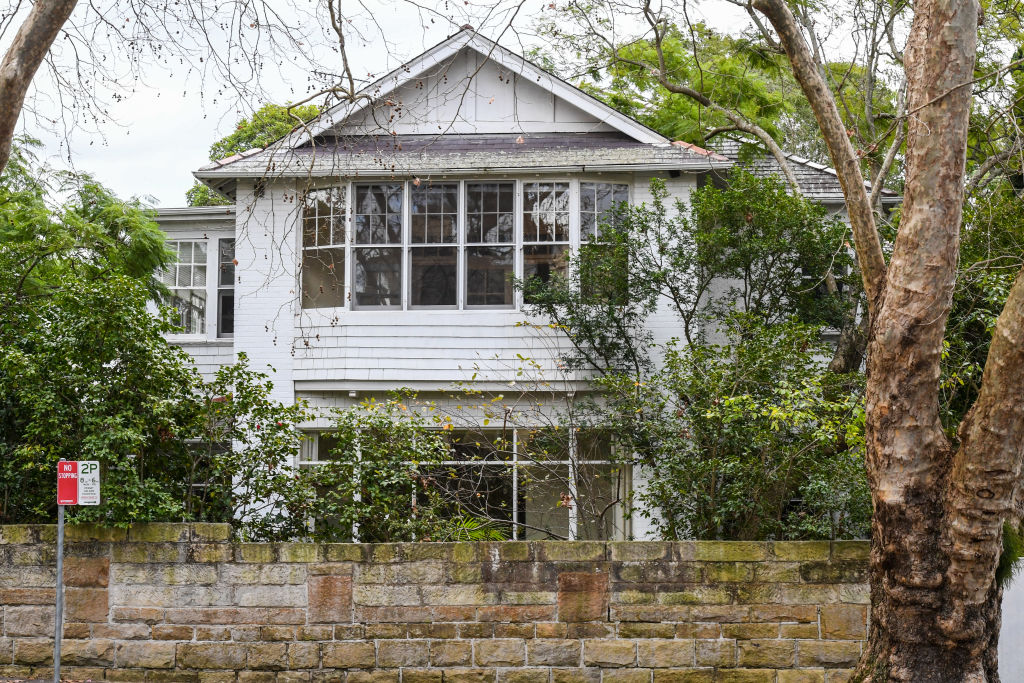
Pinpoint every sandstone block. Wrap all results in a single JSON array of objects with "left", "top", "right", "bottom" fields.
[
  {"left": 236, "top": 544, "right": 277, "bottom": 563},
  {"left": 721, "top": 623, "right": 780, "bottom": 640},
  {"left": 528, "top": 639, "right": 581, "bottom": 667},
  {"left": 695, "top": 639, "right": 735, "bottom": 668},
  {"left": 497, "top": 668, "right": 550, "bottom": 683},
  {"left": 430, "top": 640, "right": 473, "bottom": 666},
  {"left": 376, "top": 639, "right": 428, "bottom": 667},
  {"left": 177, "top": 643, "right": 247, "bottom": 669},
  {"left": 235, "top": 584, "right": 306, "bottom": 607},
  {"left": 321, "top": 641, "right": 376, "bottom": 669},
  {"left": 821, "top": 605, "right": 867, "bottom": 640},
  {"left": 403, "top": 670, "right": 444, "bottom": 683},
  {"left": 583, "top": 639, "right": 636, "bottom": 667},
  {"left": 92, "top": 623, "right": 150, "bottom": 639},
  {"left": 772, "top": 542, "right": 831, "bottom": 561},
  {"left": 66, "top": 587, "right": 108, "bottom": 622},
  {"left": 602, "top": 671, "right": 652, "bottom": 683},
  {"left": 64, "top": 556, "right": 110, "bottom": 587},
  {"left": 690, "top": 542, "right": 767, "bottom": 562},
  {"left": 551, "top": 668, "right": 601, "bottom": 683},
  {"left": 618, "top": 623, "right": 675, "bottom": 639},
  {"left": 308, "top": 575, "right": 352, "bottom": 622},
  {"left": 247, "top": 643, "right": 288, "bottom": 670},
  {"left": 116, "top": 641, "right": 176, "bottom": 668},
  {"left": 129, "top": 523, "right": 191, "bottom": 542},
  {"left": 153, "top": 625, "right": 193, "bottom": 640},
  {"left": 539, "top": 541, "right": 605, "bottom": 562},
  {"left": 14, "top": 638, "right": 53, "bottom": 665},
  {"left": 288, "top": 642, "right": 320, "bottom": 669},
  {"left": 652, "top": 671, "right": 715, "bottom": 682},
  {"left": 797, "top": 640, "right": 861, "bottom": 668},
  {"left": 737, "top": 639, "right": 795, "bottom": 668},
  {"left": 608, "top": 541, "right": 670, "bottom": 562},
  {"left": 61, "top": 638, "right": 115, "bottom": 666},
  {"left": 474, "top": 638, "right": 526, "bottom": 667},
  {"left": 558, "top": 572, "right": 609, "bottom": 622},
  {"left": 637, "top": 639, "right": 696, "bottom": 667},
  {"left": 830, "top": 541, "right": 869, "bottom": 561},
  {"left": 778, "top": 670, "right": 827, "bottom": 683},
  {"left": 716, "top": 670, "right": 776, "bottom": 682},
  {"left": 439, "top": 669, "right": 495, "bottom": 683}
]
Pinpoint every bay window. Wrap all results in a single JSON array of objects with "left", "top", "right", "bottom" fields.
[{"left": 298, "top": 178, "right": 630, "bottom": 312}]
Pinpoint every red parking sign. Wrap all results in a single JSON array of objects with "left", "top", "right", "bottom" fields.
[
  {"left": 57, "top": 461, "right": 79, "bottom": 505},
  {"left": 56, "top": 461, "right": 99, "bottom": 506}
]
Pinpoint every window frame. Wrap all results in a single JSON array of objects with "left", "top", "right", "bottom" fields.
[
  {"left": 162, "top": 234, "right": 234, "bottom": 342},
  {"left": 299, "top": 426, "right": 629, "bottom": 541},
  {"left": 296, "top": 177, "right": 631, "bottom": 314}
]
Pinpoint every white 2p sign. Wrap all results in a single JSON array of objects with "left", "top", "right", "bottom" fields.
[{"left": 57, "top": 461, "right": 100, "bottom": 506}]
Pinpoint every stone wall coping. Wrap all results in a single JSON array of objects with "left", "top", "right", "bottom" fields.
[{"left": 1, "top": 523, "right": 869, "bottom": 562}]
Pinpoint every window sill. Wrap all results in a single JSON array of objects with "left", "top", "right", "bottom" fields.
[{"left": 167, "top": 336, "right": 234, "bottom": 345}]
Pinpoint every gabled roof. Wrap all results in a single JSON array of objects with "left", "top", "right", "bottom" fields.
[
  {"left": 194, "top": 28, "right": 731, "bottom": 197},
  {"left": 715, "top": 139, "right": 900, "bottom": 205},
  {"left": 277, "top": 27, "right": 670, "bottom": 148}
]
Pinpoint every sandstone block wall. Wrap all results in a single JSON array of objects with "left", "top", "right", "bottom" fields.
[{"left": 0, "top": 524, "right": 870, "bottom": 682}]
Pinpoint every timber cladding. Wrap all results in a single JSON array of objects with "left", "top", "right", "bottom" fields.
[{"left": 0, "top": 524, "right": 869, "bottom": 682}]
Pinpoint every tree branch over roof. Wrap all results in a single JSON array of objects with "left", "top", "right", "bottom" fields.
[{"left": 752, "top": 0, "right": 888, "bottom": 316}]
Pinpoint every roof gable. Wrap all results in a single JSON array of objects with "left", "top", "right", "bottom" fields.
[{"left": 281, "top": 29, "right": 668, "bottom": 148}]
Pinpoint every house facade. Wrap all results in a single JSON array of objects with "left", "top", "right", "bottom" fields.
[{"left": 156, "top": 29, "right": 886, "bottom": 542}]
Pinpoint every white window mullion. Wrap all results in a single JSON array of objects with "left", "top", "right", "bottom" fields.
[
  {"left": 568, "top": 429, "right": 579, "bottom": 541},
  {"left": 512, "top": 428, "right": 519, "bottom": 541},
  {"left": 458, "top": 180, "right": 466, "bottom": 310}
]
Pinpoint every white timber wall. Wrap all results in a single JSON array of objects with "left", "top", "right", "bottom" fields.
[
  {"left": 331, "top": 48, "right": 618, "bottom": 137},
  {"left": 159, "top": 217, "right": 235, "bottom": 382},
  {"left": 233, "top": 180, "right": 300, "bottom": 405}
]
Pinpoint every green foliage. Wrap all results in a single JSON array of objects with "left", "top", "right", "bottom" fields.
[
  {"left": 0, "top": 140, "right": 197, "bottom": 525},
  {"left": 941, "top": 187, "right": 1024, "bottom": 429},
  {"left": 310, "top": 398, "right": 450, "bottom": 542},
  {"left": 522, "top": 176, "right": 869, "bottom": 540},
  {"left": 187, "top": 102, "right": 319, "bottom": 206},
  {"left": 997, "top": 521, "right": 1024, "bottom": 587},
  {"left": 619, "top": 316, "right": 870, "bottom": 540}
]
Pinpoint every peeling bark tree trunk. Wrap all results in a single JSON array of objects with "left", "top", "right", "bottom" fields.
[
  {"left": 0, "top": 0, "right": 79, "bottom": 173},
  {"left": 753, "top": 0, "right": 1024, "bottom": 679}
]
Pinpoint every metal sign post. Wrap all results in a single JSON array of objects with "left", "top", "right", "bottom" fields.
[{"left": 54, "top": 459, "right": 99, "bottom": 683}]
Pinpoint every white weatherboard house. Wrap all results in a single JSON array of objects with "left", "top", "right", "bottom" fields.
[{"left": 156, "top": 29, "right": 884, "bottom": 542}]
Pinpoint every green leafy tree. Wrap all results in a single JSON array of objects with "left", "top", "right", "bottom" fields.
[
  {"left": 522, "top": 176, "right": 867, "bottom": 540},
  {"left": 187, "top": 103, "right": 320, "bottom": 206},
  {"left": 0, "top": 140, "right": 197, "bottom": 525}
]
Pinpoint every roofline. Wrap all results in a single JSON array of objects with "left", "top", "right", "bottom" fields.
[
  {"left": 193, "top": 159, "right": 732, "bottom": 182},
  {"left": 155, "top": 206, "right": 236, "bottom": 221},
  {"left": 214, "top": 27, "right": 668, "bottom": 169}
]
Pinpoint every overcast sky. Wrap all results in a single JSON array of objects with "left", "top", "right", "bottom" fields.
[{"left": 14, "top": 0, "right": 752, "bottom": 208}]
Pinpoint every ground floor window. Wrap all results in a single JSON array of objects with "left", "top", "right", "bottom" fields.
[{"left": 299, "top": 427, "right": 629, "bottom": 541}]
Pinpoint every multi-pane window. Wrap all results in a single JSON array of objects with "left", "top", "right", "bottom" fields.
[
  {"left": 410, "top": 182, "right": 458, "bottom": 308},
  {"left": 301, "top": 188, "right": 346, "bottom": 309},
  {"left": 465, "top": 182, "right": 515, "bottom": 308},
  {"left": 354, "top": 183, "right": 403, "bottom": 308},
  {"left": 580, "top": 182, "right": 629, "bottom": 240},
  {"left": 522, "top": 182, "right": 570, "bottom": 303},
  {"left": 162, "top": 241, "right": 208, "bottom": 334},
  {"left": 301, "top": 427, "right": 627, "bottom": 541},
  {"left": 217, "top": 239, "right": 235, "bottom": 337},
  {"left": 297, "top": 179, "right": 631, "bottom": 312}
]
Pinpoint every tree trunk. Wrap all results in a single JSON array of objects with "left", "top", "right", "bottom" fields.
[
  {"left": 0, "top": 0, "right": 79, "bottom": 173},
  {"left": 750, "top": 0, "right": 1024, "bottom": 678}
]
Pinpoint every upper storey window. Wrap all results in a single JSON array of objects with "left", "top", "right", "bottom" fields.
[
  {"left": 580, "top": 182, "right": 629, "bottom": 239},
  {"left": 162, "top": 240, "right": 208, "bottom": 334},
  {"left": 298, "top": 178, "right": 630, "bottom": 313},
  {"left": 353, "top": 183, "right": 403, "bottom": 309},
  {"left": 411, "top": 182, "right": 458, "bottom": 308},
  {"left": 301, "top": 187, "right": 346, "bottom": 309},
  {"left": 466, "top": 182, "right": 515, "bottom": 308}
]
